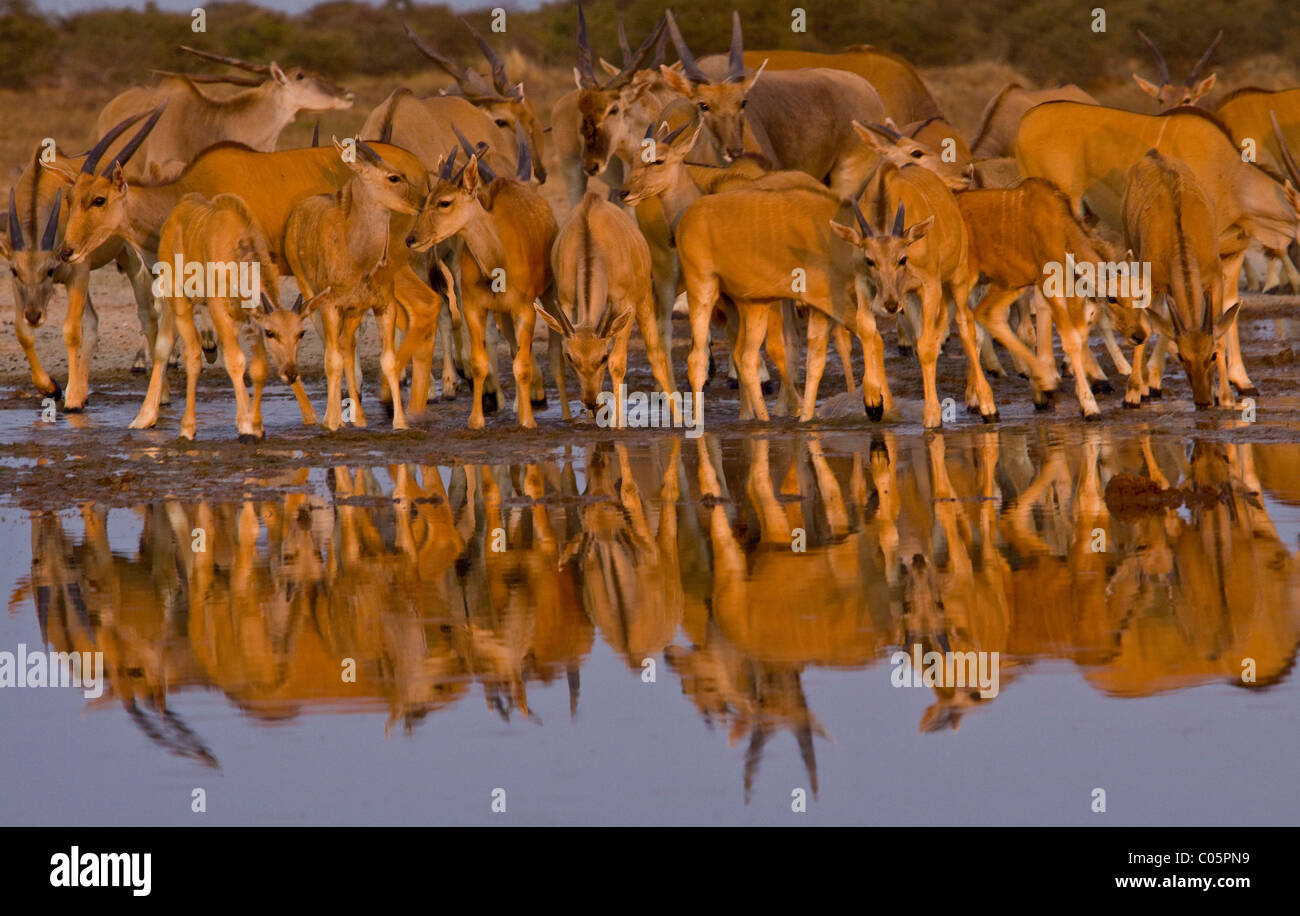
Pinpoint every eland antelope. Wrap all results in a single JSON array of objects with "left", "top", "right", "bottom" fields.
[
  {"left": 284, "top": 139, "right": 426, "bottom": 431},
  {"left": 553, "top": 7, "right": 669, "bottom": 203},
  {"left": 4, "top": 129, "right": 158, "bottom": 411},
  {"left": 402, "top": 21, "right": 547, "bottom": 183},
  {"left": 956, "top": 177, "right": 1151, "bottom": 418},
  {"left": 1015, "top": 100, "right": 1300, "bottom": 397},
  {"left": 659, "top": 10, "right": 886, "bottom": 199},
  {"left": 98, "top": 46, "right": 354, "bottom": 180},
  {"left": 1122, "top": 149, "right": 1236, "bottom": 409},
  {"left": 540, "top": 191, "right": 676, "bottom": 419},
  {"left": 134, "top": 193, "right": 325, "bottom": 440},
  {"left": 832, "top": 159, "right": 993, "bottom": 428},
  {"left": 407, "top": 148, "right": 558, "bottom": 429},
  {"left": 1132, "top": 29, "right": 1223, "bottom": 111},
  {"left": 51, "top": 119, "right": 446, "bottom": 422}
]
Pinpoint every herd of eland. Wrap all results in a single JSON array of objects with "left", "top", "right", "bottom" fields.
[{"left": 4, "top": 8, "right": 1299, "bottom": 438}]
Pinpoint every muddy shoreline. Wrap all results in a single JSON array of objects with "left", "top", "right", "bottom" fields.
[{"left": 2, "top": 294, "right": 1298, "bottom": 511}]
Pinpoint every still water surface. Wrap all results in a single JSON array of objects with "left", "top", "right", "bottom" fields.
[{"left": 2, "top": 429, "right": 1297, "bottom": 825}]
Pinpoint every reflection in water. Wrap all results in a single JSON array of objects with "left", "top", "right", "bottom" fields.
[{"left": 11, "top": 431, "right": 1300, "bottom": 800}]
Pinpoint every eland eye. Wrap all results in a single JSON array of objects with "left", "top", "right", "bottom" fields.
[
  {"left": 265, "top": 330, "right": 278, "bottom": 340},
  {"left": 697, "top": 102, "right": 709, "bottom": 111},
  {"left": 9, "top": 268, "right": 17, "bottom": 277},
  {"left": 910, "top": 150, "right": 923, "bottom": 159},
  {"left": 387, "top": 175, "right": 401, "bottom": 183},
  {"left": 46, "top": 268, "right": 54, "bottom": 277},
  {"left": 296, "top": 331, "right": 306, "bottom": 341},
  {"left": 296, "top": 73, "right": 304, "bottom": 80},
  {"left": 495, "top": 119, "right": 509, "bottom": 128},
  {"left": 898, "top": 256, "right": 907, "bottom": 266},
  {"left": 609, "top": 105, "right": 619, "bottom": 115},
  {"left": 739, "top": 100, "right": 747, "bottom": 109},
  {"left": 91, "top": 197, "right": 106, "bottom": 207},
  {"left": 438, "top": 198, "right": 453, "bottom": 208},
  {"left": 865, "top": 258, "right": 875, "bottom": 267}
]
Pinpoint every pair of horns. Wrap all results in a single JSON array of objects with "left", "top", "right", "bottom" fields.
[
  {"left": 451, "top": 124, "right": 497, "bottom": 182},
  {"left": 617, "top": 13, "right": 669, "bottom": 72},
  {"left": 436, "top": 143, "right": 477, "bottom": 187},
  {"left": 448, "top": 122, "right": 531, "bottom": 183},
  {"left": 405, "top": 21, "right": 521, "bottom": 102},
  {"left": 179, "top": 44, "right": 271, "bottom": 75},
  {"left": 851, "top": 200, "right": 906, "bottom": 238},
  {"left": 1269, "top": 110, "right": 1300, "bottom": 190},
  {"left": 643, "top": 118, "right": 692, "bottom": 144},
  {"left": 151, "top": 68, "right": 264, "bottom": 88},
  {"left": 353, "top": 136, "right": 387, "bottom": 166},
  {"left": 8, "top": 186, "right": 62, "bottom": 253},
  {"left": 576, "top": 4, "right": 667, "bottom": 90},
  {"left": 80, "top": 103, "right": 167, "bottom": 177},
  {"left": 1137, "top": 29, "right": 1222, "bottom": 87},
  {"left": 665, "top": 8, "right": 746, "bottom": 85},
  {"left": 862, "top": 120, "right": 904, "bottom": 143}
]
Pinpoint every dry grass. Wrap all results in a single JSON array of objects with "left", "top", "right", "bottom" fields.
[{"left": 2, "top": 52, "right": 1297, "bottom": 212}]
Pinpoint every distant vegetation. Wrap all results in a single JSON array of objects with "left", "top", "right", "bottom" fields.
[{"left": 0, "top": 0, "right": 1296, "bottom": 90}]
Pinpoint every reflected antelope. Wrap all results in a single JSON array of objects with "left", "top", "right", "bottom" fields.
[{"left": 10, "top": 431, "right": 1298, "bottom": 767}]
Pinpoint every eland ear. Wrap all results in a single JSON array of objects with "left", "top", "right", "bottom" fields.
[
  {"left": 675, "top": 121, "right": 703, "bottom": 155},
  {"left": 1284, "top": 180, "right": 1300, "bottom": 213},
  {"left": 660, "top": 65, "right": 693, "bottom": 98},
  {"left": 902, "top": 215, "right": 934, "bottom": 245},
  {"left": 461, "top": 154, "right": 483, "bottom": 193},
  {"left": 270, "top": 61, "right": 288, "bottom": 84},
  {"left": 534, "top": 301, "right": 568, "bottom": 338},
  {"left": 109, "top": 162, "right": 128, "bottom": 191},
  {"left": 1190, "top": 73, "right": 1217, "bottom": 102},
  {"left": 1214, "top": 302, "right": 1240, "bottom": 340},
  {"left": 298, "top": 285, "right": 331, "bottom": 318},
  {"left": 1145, "top": 306, "right": 1176, "bottom": 341},
  {"left": 829, "top": 220, "right": 862, "bottom": 247},
  {"left": 39, "top": 158, "right": 79, "bottom": 185},
  {"left": 606, "top": 307, "right": 635, "bottom": 339},
  {"left": 1132, "top": 74, "right": 1161, "bottom": 98},
  {"left": 851, "top": 120, "right": 889, "bottom": 152}
]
